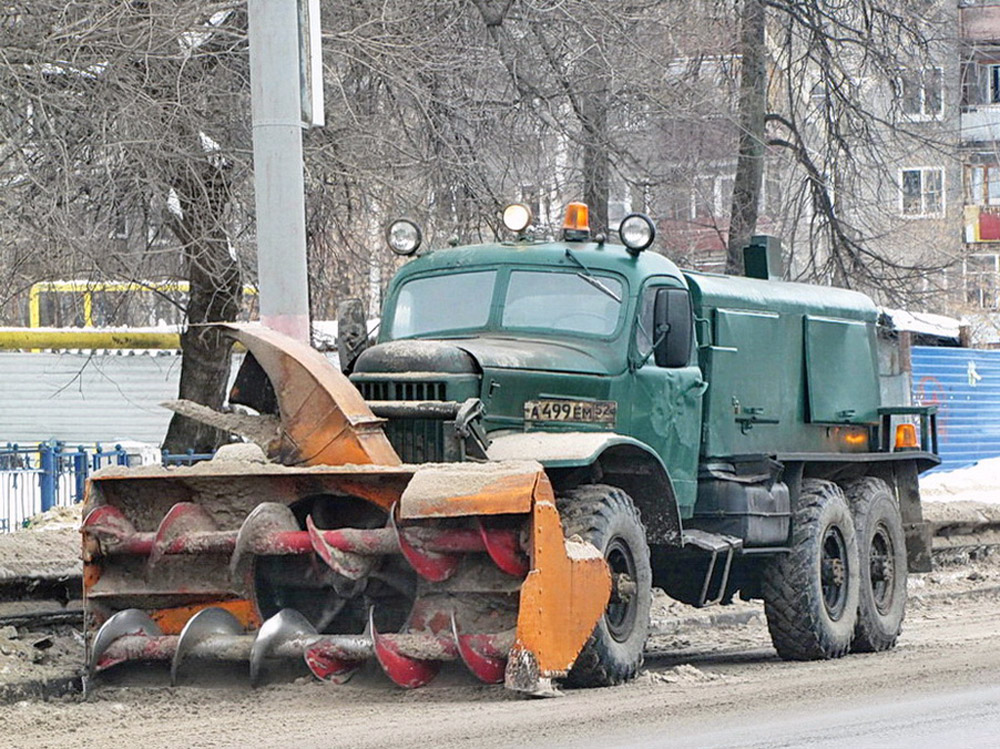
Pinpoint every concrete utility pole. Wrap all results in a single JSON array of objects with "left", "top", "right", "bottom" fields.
[{"left": 246, "top": 0, "right": 323, "bottom": 343}]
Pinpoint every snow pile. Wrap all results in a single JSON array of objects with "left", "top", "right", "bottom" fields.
[
  {"left": 641, "top": 664, "right": 725, "bottom": 685},
  {"left": 21, "top": 504, "right": 80, "bottom": 531},
  {"left": 920, "top": 457, "right": 1000, "bottom": 505},
  {"left": 880, "top": 307, "right": 963, "bottom": 341}
]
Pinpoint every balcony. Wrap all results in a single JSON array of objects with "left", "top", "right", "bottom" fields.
[
  {"left": 962, "top": 5, "right": 1000, "bottom": 42},
  {"left": 964, "top": 204, "right": 1000, "bottom": 242},
  {"left": 961, "top": 105, "right": 1000, "bottom": 142}
]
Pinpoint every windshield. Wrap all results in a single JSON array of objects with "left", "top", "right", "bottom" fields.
[
  {"left": 503, "top": 270, "right": 623, "bottom": 336},
  {"left": 389, "top": 270, "right": 496, "bottom": 338},
  {"left": 387, "top": 268, "right": 624, "bottom": 339}
]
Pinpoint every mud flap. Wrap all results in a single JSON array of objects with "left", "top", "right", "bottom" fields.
[{"left": 904, "top": 520, "right": 933, "bottom": 573}]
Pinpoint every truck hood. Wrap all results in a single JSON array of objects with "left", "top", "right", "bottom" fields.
[
  {"left": 451, "top": 337, "right": 615, "bottom": 376},
  {"left": 355, "top": 336, "right": 618, "bottom": 376}
]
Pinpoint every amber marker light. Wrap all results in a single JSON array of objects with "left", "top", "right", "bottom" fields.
[
  {"left": 895, "top": 423, "right": 919, "bottom": 450},
  {"left": 562, "top": 202, "right": 591, "bottom": 241},
  {"left": 843, "top": 431, "right": 868, "bottom": 448}
]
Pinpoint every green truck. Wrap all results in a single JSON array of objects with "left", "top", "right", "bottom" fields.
[{"left": 346, "top": 204, "right": 938, "bottom": 678}]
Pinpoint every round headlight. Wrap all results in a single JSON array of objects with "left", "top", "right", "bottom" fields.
[
  {"left": 619, "top": 213, "right": 656, "bottom": 255},
  {"left": 386, "top": 219, "right": 422, "bottom": 256},
  {"left": 502, "top": 203, "right": 533, "bottom": 234}
]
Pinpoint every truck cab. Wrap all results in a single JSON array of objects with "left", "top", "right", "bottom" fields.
[{"left": 351, "top": 209, "right": 703, "bottom": 543}]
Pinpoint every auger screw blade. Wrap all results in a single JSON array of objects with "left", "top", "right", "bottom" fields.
[
  {"left": 171, "top": 607, "right": 243, "bottom": 686},
  {"left": 89, "top": 609, "right": 163, "bottom": 677},
  {"left": 250, "top": 608, "right": 317, "bottom": 687}
]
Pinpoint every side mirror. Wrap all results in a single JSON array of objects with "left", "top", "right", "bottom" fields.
[
  {"left": 653, "top": 288, "right": 693, "bottom": 368},
  {"left": 336, "top": 298, "right": 369, "bottom": 374}
]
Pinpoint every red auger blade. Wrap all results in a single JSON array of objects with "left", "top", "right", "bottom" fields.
[
  {"left": 171, "top": 607, "right": 244, "bottom": 686},
  {"left": 304, "top": 640, "right": 365, "bottom": 684},
  {"left": 81, "top": 505, "right": 141, "bottom": 553},
  {"left": 89, "top": 608, "right": 167, "bottom": 675},
  {"left": 450, "top": 612, "right": 507, "bottom": 684},
  {"left": 148, "top": 503, "right": 218, "bottom": 571},
  {"left": 250, "top": 608, "right": 317, "bottom": 687},
  {"left": 390, "top": 510, "right": 460, "bottom": 582},
  {"left": 306, "top": 514, "right": 376, "bottom": 580},
  {"left": 478, "top": 520, "right": 530, "bottom": 577},
  {"left": 230, "top": 502, "right": 300, "bottom": 579},
  {"left": 370, "top": 608, "right": 441, "bottom": 689}
]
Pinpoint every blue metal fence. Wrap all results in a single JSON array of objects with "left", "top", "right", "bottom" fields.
[
  {"left": 161, "top": 449, "right": 215, "bottom": 466},
  {"left": 0, "top": 442, "right": 129, "bottom": 533},
  {"left": 911, "top": 345, "right": 1000, "bottom": 472}
]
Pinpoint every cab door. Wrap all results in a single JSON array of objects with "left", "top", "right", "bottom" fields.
[{"left": 629, "top": 282, "right": 706, "bottom": 517}]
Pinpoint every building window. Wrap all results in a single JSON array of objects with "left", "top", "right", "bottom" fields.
[
  {"left": 900, "top": 67, "right": 943, "bottom": 118},
  {"left": 110, "top": 206, "right": 129, "bottom": 240},
  {"left": 961, "top": 59, "right": 1000, "bottom": 107},
  {"left": 900, "top": 167, "right": 944, "bottom": 218},
  {"left": 964, "top": 253, "right": 1000, "bottom": 309},
  {"left": 966, "top": 164, "right": 1000, "bottom": 205}
]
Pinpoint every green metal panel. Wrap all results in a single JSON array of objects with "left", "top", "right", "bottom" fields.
[
  {"left": 630, "top": 362, "right": 704, "bottom": 515},
  {"left": 687, "top": 271, "right": 882, "bottom": 457},
  {"left": 804, "top": 316, "right": 880, "bottom": 424},
  {"left": 699, "top": 308, "right": 805, "bottom": 457}
]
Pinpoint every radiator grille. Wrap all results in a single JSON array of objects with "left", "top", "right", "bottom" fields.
[
  {"left": 356, "top": 381, "right": 447, "bottom": 402},
  {"left": 356, "top": 380, "right": 448, "bottom": 462}
]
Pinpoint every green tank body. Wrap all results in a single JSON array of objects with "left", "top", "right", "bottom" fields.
[{"left": 684, "top": 270, "right": 882, "bottom": 459}]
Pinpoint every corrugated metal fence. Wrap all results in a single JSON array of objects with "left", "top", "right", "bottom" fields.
[
  {"left": 911, "top": 345, "right": 1000, "bottom": 471},
  {"left": 0, "top": 351, "right": 182, "bottom": 444}
]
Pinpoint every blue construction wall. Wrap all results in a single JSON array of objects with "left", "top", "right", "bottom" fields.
[{"left": 911, "top": 345, "right": 1000, "bottom": 471}]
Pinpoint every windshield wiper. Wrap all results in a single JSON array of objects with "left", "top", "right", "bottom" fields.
[{"left": 564, "top": 248, "right": 621, "bottom": 303}]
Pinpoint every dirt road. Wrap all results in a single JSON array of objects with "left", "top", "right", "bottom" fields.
[{"left": 3, "top": 556, "right": 999, "bottom": 749}]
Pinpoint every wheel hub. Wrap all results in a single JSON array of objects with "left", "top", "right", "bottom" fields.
[
  {"left": 820, "top": 525, "right": 849, "bottom": 620},
  {"left": 869, "top": 521, "right": 896, "bottom": 615},
  {"left": 605, "top": 538, "right": 638, "bottom": 642}
]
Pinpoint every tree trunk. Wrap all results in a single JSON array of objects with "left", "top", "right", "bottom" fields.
[
  {"left": 581, "top": 77, "right": 611, "bottom": 237},
  {"left": 726, "top": 0, "right": 767, "bottom": 275},
  {"left": 162, "top": 161, "right": 242, "bottom": 453}
]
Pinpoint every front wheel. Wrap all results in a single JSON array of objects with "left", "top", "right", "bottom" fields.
[
  {"left": 762, "top": 479, "right": 860, "bottom": 660},
  {"left": 557, "top": 484, "right": 652, "bottom": 686}
]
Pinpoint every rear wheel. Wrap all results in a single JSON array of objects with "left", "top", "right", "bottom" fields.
[
  {"left": 557, "top": 484, "right": 652, "bottom": 686},
  {"left": 762, "top": 479, "right": 859, "bottom": 660},
  {"left": 843, "top": 478, "right": 907, "bottom": 652}
]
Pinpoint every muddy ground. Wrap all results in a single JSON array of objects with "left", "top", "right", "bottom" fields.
[{"left": 1, "top": 546, "right": 998, "bottom": 749}]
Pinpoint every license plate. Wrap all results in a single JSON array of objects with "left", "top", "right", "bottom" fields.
[{"left": 523, "top": 399, "right": 617, "bottom": 425}]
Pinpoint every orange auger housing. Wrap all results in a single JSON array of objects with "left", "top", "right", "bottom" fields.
[{"left": 81, "top": 324, "right": 610, "bottom": 695}]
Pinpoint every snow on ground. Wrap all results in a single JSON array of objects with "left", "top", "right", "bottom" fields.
[{"left": 920, "top": 457, "right": 1000, "bottom": 505}]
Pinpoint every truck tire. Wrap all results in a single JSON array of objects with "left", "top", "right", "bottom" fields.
[
  {"left": 557, "top": 484, "right": 652, "bottom": 687},
  {"left": 762, "top": 479, "right": 859, "bottom": 660},
  {"left": 843, "top": 477, "right": 907, "bottom": 652}
]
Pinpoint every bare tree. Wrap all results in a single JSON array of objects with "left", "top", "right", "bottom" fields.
[
  {"left": 0, "top": 2, "right": 251, "bottom": 451},
  {"left": 729, "top": 0, "right": 951, "bottom": 301}
]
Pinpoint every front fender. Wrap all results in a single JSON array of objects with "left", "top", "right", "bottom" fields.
[
  {"left": 487, "top": 431, "right": 656, "bottom": 468},
  {"left": 487, "top": 432, "right": 682, "bottom": 545}
]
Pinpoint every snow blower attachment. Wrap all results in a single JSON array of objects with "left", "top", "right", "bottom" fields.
[{"left": 81, "top": 324, "right": 611, "bottom": 695}]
